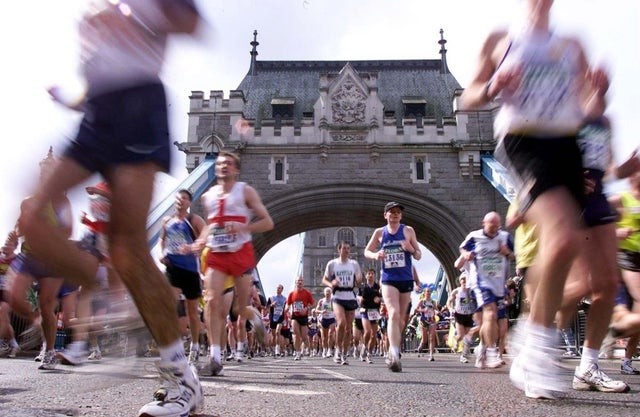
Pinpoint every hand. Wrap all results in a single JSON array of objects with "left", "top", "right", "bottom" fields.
[
  {"left": 400, "top": 240, "right": 415, "bottom": 254},
  {"left": 490, "top": 64, "right": 523, "bottom": 97},
  {"left": 586, "top": 66, "right": 610, "bottom": 97}
]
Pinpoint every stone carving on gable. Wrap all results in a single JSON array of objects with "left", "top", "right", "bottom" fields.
[{"left": 331, "top": 79, "right": 366, "bottom": 125}]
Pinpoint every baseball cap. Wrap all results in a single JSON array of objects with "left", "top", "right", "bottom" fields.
[{"left": 384, "top": 201, "right": 404, "bottom": 213}]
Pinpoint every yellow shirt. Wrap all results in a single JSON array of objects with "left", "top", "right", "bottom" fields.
[{"left": 506, "top": 202, "right": 538, "bottom": 269}]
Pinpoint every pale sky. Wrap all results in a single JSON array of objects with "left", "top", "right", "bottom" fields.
[{"left": 1, "top": 1, "right": 638, "bottom": 296}]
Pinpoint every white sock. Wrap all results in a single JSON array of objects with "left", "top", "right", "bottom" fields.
[
  {"left": 580, "top": 347, "right": 599, "bottom": 372},
  {"left": 190, "top": 342, "right": 199, "bottom": 352},
  {"left": 159, "top": 339, "right": 187, "bottom": 364},
  {"left": 210, "top": 345, "right": 221, "bottom": 361}
]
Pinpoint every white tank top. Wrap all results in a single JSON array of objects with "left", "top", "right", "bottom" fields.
[
  {"left": 493, "top": 30, "right": 584, "bottom": 138},
  {"left": 203, "top": 182, "right": 252, "bottom": 252}
]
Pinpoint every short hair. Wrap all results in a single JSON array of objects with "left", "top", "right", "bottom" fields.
[
  {"left": 178, "top": 189, "right": 193, "bottom": 201},
  {"left": 219, "top": 151, "right": 241, "bottom": 170}
]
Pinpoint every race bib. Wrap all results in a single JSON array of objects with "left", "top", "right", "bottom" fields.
[
  {"left": 384, "top": 247, "right": 406, "bottom": 269},
  {"left": 209, "top": 223, "right": 238, "bottom": 252},
  {"left": 367, "top": 309, "right": 381, "bottom": 321},
  {"left": 292, "top": 301, "right": 304, "bottom": 313},
  {"left": 273, "top": 304, "right": 284, "bottom": 317},
  {"left": 479, "top": 255, "right": 502, "bottom": 278}
]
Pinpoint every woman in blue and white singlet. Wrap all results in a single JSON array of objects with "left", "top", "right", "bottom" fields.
[{"left": 365, "top": 202, "right": 421, "bottom": 372}]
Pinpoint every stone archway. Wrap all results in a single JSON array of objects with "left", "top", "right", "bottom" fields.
[{"left": 252, "top": 183, "right": 468, "bottom": 286}]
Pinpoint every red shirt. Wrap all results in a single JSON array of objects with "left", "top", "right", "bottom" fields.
[{"left": 287, "top": 289, "right": 314, "bottom": 318}]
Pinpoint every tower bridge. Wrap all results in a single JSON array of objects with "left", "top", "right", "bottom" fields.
[{"left": 165, "top": 30, "right": 509, "bottom": 293}]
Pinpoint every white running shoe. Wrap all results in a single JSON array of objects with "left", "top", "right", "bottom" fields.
[
  {"left": 509, "top": 349, "right": 567, "bottom": 400},
  {"left": 0, "top": 340, "right": 10, "bottom": 357},
  {"left": 485, "top": 348, "right": 503, "bottom": 369},
  {"left": 34, "top": 344, "right": 46, "bottom": 362},
  {"left": 573, "top": 364, "right": 630, "bottom": 393},
  {"left": 138, "top": 362, "right": 203, "bottom": 417},
  {"left": 188, "top": 349, "right": 199, "bottom": 366},
  {"left": 460, "top": 354, "right": 469, "bottom": 364},
  {"left": 621, "top": 359, "right": 640, "bottom": 375},
  {"left": 209, "top": 357, "right": 224, "bottom": 376},
  {"left": 8, "top": 345, "right": 20, "bottom": 359},
  {"left": 333, "top": 350, "right": 341, "bottom": 364},
  {"left": 340, "top": 354, "right": 348, "bottom": 365},
  {"left": 57, "top": 342, "right": 88, "bottom": 366},
  {"left": 385, "top": 351, "right": 402, "bottom": 372},
  {"left": 235, "top": 349, "right": 247, "bottom": 363},
  {"left": 38, "top": 350, "right": 59, "bottom": 370},
  {"left": 88, "top": 348, "right": 102, "bottom": 361}
]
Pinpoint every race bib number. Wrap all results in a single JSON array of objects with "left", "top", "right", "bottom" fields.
[
  {"left": 273, "top": 304, "right": 284, "bottom": 317},
  {"left": 209, "top": 223, "right": 237, "bottom": 251},
  {"left": 384, "top": 247, "right": 406, "bottom": 269},
  {"left": 479, "top": 255, "right": 502, "bottom": 278},
  {"left": 367, "top": 309, "right": 381, "bottom": 321},
  {"left": 292, "top": 301, "right": 304, "bottom": 313}
]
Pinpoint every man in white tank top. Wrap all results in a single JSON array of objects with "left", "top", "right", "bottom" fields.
[
  {"left": 460, "top": 0, "right": 608, "bottom": 401},
  {"left": 191, "top": 152, "right": 274, "bottom": 376}
]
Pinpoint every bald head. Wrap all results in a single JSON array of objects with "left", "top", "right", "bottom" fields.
[{"left": 482, "top": 211, "right": 502, "bottom": 237}]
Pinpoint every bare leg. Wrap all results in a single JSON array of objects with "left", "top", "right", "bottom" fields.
[
  {"left": 582, "top": 224, "right": 618, "bottom": 352},
  {"left": 525, "top": 188, "right": 582, "bottom": 328},
  {"left": 20, "top": 158, "right": 97, "bottom": 285},
  {"left": 106, "top": 163, "right": 180, "bottom": 347}
]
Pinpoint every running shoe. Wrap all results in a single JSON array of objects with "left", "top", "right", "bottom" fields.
[
  {"left": 333, "top": 350, "right": 341, "bottom": 364},
  {"left": 509, "top": 349, "right": 567, "bottom": 399},
  {"left": 0, "top": 340, "right": 9, "bottom": 357},
  {"left": 38, "top": 350, "right": 59, "bottom": 370},
  {"left": 293, "top": 352, "right": 301, "bottom": 361},
  {"left": 428, "top": 353, "right": 435, "bottom": 362},
  {"left": 573, "top": 364, "right": 630, "bottom": 393},
  {"left": 188, "top": 349, "right": 199, "bottom": 366},
  {"left": 484, "top": 348, "right": 503, "bottom": 369},
  {"left": 621, "top": 360, "right": 640, "bottom": 375},
  {"left": 209, "top": 357, "right": 224, "bottom": 376},
  {"left": 385, "top": 352, "right": 402, "bottom": 372},
  {"left": 235, "top": 348, "right": 247, "bottom": 363},
  {"left": 57, "top": 342, "right": 88, "bottom": 366},
  {"left": 340, "top": 354, "right": 349, "bottom": 365},
  {"left": 138, "top": 362, "right": 203, "bottom": 417},
  {"left": 8, "top": 345, "right": 20, "bottom": 358},
  {"left": 88, "top": 348, "right": 102, "bottom": 361},
  {"left": 34, "top": 344, "right": 46, "bottom": 362},
  {"left": 460, "top": 354, "right": 469, "bottom": 364}
]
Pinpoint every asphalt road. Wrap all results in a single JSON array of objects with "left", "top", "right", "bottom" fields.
[{"left": 1, "top": 350, "right": 639, "bottom": 417}]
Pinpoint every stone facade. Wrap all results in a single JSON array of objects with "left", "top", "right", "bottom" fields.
[{"left": 177, "top": 33, "right": 507, "bottom": 288}]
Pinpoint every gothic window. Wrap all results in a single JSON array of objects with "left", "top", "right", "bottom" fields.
[
  {"left": 318, "top": 234, "right": 326, "bottom": 247},
  {"left": 269, "top": 155, "right": 288, "bottom": 184},
  {"left": 411, "top": 154, "right": 431, "bottom": 184},
  {"left": 336, "top": 227, "right": 355, "bottom": 247}
]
